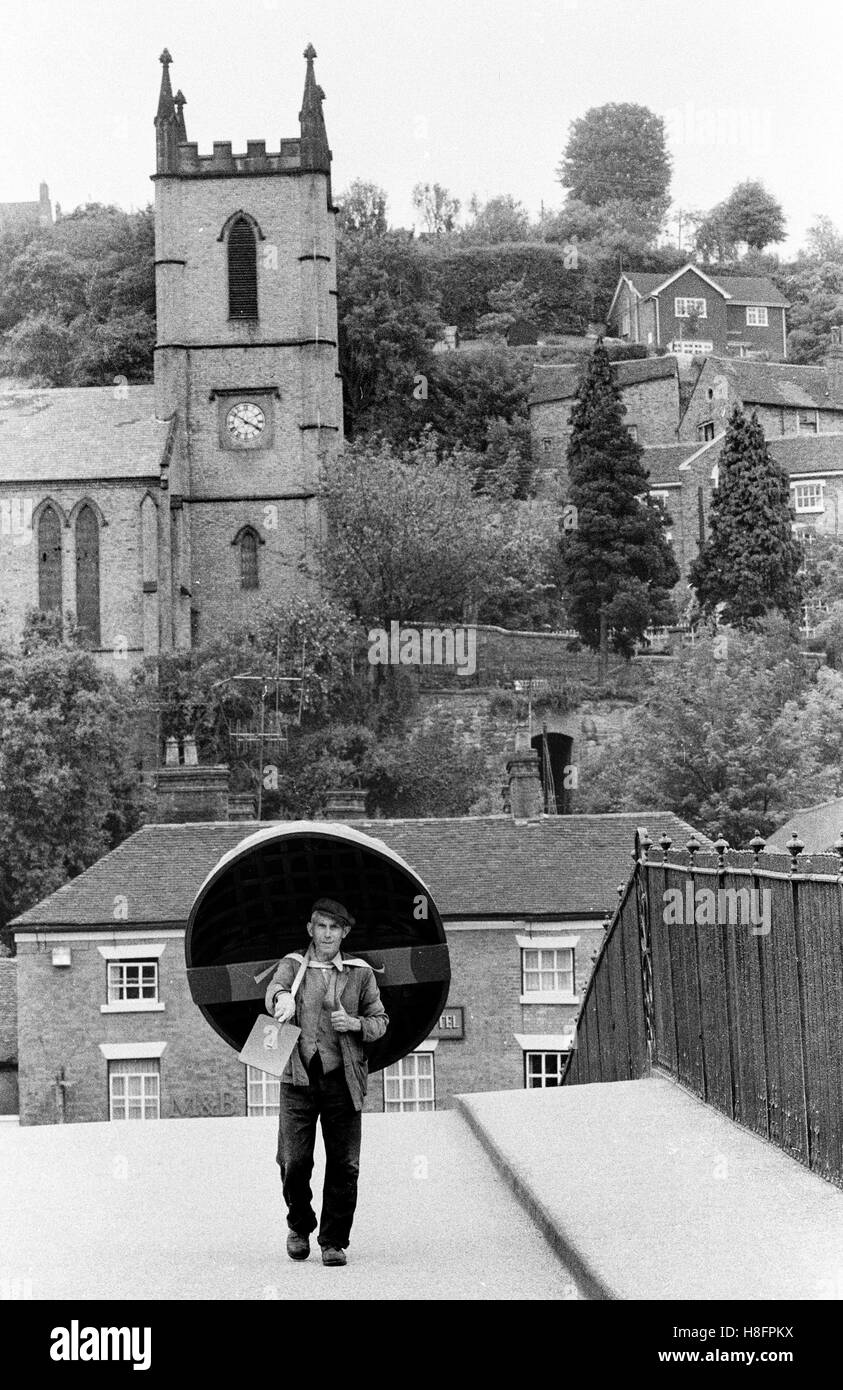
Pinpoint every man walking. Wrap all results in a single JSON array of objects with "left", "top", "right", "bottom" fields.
[{"left": 265, "top": 898, "right": 388, "bottom": 1266}]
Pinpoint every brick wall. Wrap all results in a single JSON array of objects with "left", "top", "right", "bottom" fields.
[
  {"left": 15, "top": 935, "right": 247, "bottom": 1126},
  {"left": 531, "top": 375, "right": 679, "bottom": 495},
  {"left": 365, "top": 919, "right": 607, "bottom": 1111},
  {"left": 0, "top": 956, "right": 17, "bottom": 1062},
  {"left": 16, "top": 920, "right": 607, "bottom": 1123}
]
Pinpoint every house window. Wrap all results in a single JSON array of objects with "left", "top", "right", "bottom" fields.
[
  {"left": 746, "top": 306, "right": 769, "bottom": 327},
  {"left": 38, "top": 506, "right": 62, "bottom": 613},
  {"left": 108, "top": 1059, "right": 160, "bottom": 1121},
  {"left": 675, "top": 297, "right": 707, "bottom": 319},
  {"left": 797, "top": 410, "right": 818, "bottom": 435},
  {"left": 525, "top": 1052, "right": 568, "bottom": 1088},
  {"left": 541, "top": 437, "right": 554, "bottom": 454},
  {"left": 75, "top": 504, "right": 100, "bottom": 646},
  {"left": 521, "top": 947, "right": 575, "bottom": 997},
  {"left": 627, "top": 424, "right": 638, "bottom": 442},
  {"left": 621, "top": 310, "right": 631, "bottom": 337},
  {"left": 792, "top": 482, "right": 825, "bottom": 513},
  {"left": 239, "top": 528, "right": 259, "bottom": 589},
  {"left": 228, "top": 216, "right": 258, "bottom": 320},
  {"left": 383, "top": 1052, "right": 435, "bottom": 1112},
  {"left": 107, "top": 960, "right": 158, "bottom": 1005},
  {"left": 246, "top": 1065, "right": 280, "bottom": 1117},
  {"left": 699, "top": 421, "right": 715, "bottom": 441}
]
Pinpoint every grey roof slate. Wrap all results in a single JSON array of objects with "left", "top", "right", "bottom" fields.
[
  {"left": 0, "top": 386, "right": 169, "bottom": 483},
  {"left": 529, "top": 355, "right": 676, "bottom": 406},
  {"left": 11, "top": 812, "right": 706, "bottom": 929}
]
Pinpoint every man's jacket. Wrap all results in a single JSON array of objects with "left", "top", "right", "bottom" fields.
[{"left": 265, "top": 951, "right": 388, "bottom": 1111}]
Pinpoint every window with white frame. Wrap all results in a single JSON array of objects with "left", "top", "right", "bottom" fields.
[
  {"left": 521, "top": 947, "right": 574, "bottom": 997},
  {"left": 525, "top": 1052, "right": 568, "bottom": 1088},
  {"left": 383, "top": 1051, "right": 435, "bottom": 1112},
  {"left": 746, "top": 306, "right": 769, "bottom": 327},
  {"left": 792, "top": 482, "right": 825, "bottom": 513},
  {"left": 669, "top": 339, "right": 713, "bottom": 356},
  {"left": 542, "top": 437, "right": 554, "bottom": 453},
  {"left": 627, "top": 423, "right": 638, "bottom": 441},
  {"left": 699, "top": 421, "right": 715, "bottom": 441},
  {"left": 108, "top": 1058, "right": 160, "bottom": 1121},
  {"left": 797, "top": 409, "right": 818, "bottom": 434},
  {"left": 246, "top": 1065, "right": 280, "bottom": 1117},
  {"left": 675, "top": 297, "right": 707, "bottom": 319},
  {"left": 107, "top": 960, "right": 158, "bottom": 1005}
]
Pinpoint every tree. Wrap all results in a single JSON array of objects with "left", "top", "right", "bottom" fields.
[
  {"left": 558, "top": 104, "right": 671, "bottom": 219},
  {"left": 336, "top": 179, "right": 388, "bottom": 238},
  {"left": 475, "top": 277, "right": 542, "bottom": 338},
  {"left": 412, "top": 182, "right": 461, "bottom": 236},
  {"left": 804, "top": 214, "right": 843, "bottom": 264},
  {"left": 720, "top": 179, "right": 786, "bottom": 252},
  {"left": 362, "top": 724, "right": 488, "bottom": 817},
  {"left": 0, "top": 615, "right": 143, "bottom": 950},
  {"left": 320, "top": 431, "right": 557, "bottom": 627},
  {"left": 576, "top": 621, "right": 834, "bottom": 845},
  {"left": 690, "top": 406, "right": 803, "bottom": 626},
  {"left": 336, "top": 229, "right": 443, "bottom": 437},
  {"left": 692, "top": 202, "right": 737, "bottom": 265},
  {"left": 559, "top": 340, "right": 679, "bottom": 676},
  {"left": 463, "top": 194, "right": 532, "bottom": 244}
]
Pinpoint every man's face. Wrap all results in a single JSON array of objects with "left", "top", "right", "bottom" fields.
[{"left": 307, "top": 911, "right": 350, "bottom": 961}]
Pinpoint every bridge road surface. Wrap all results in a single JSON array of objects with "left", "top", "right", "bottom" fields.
[{"left": 0, "top": 1111, "right": 580, "bottom": 1301}]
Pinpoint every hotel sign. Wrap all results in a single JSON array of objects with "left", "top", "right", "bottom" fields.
[{"left": 430, "top": 1006, "right": 464, "bottom": 1040}]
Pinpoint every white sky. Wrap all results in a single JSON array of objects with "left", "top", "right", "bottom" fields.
[{"left": 2, "top": 0, "right": 841, "bottom": 257}]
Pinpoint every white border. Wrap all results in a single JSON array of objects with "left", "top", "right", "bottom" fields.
[
  {"left": 98, "top": 1042, "right": 167, "bottom": 1060},
  {"left": 97, "top": 942, "right": 167, "bottom": 960}
]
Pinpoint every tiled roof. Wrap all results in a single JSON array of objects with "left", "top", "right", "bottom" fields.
[
  {"left": 713, "top": 274, "right": 789, "bottom": 307},
  {"left": 706, "top": 357, "right": 843, "bottom": 410},
  {"left": 767, "top": 433, "right": 843, "bottom": 476},
  {"left": 766, "top": 798, "right": 843, "bottom": 854},
  {"left": 642, "top": 445, "right": 701, "bottom": 485},
  {"left": 0, "top": 386, "right": 169, "bottom": 483},
  {"left": 10, "top": 812, "right": 706, "bottom": 929},
  {"left": 529, "top": 355, "right": 676, "bottom": 406},
  {"left": 624, "top": 269, "right": 787, "bottom": 307}
]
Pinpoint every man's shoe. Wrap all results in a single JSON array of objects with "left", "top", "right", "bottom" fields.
[
  {"left": 321, "top": 1246, "right": 347, "bottom": 1266},
  {"left": 286, "top": 1231, "right": 310, "bottom": 1261}
]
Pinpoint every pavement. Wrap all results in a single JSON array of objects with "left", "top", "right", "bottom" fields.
[
  {"left": 0, "top": 1109, "right": 579, "bottom": 1301},
  {"left": 456, "top": 1075, "right": 843, "bottom": 1301}
]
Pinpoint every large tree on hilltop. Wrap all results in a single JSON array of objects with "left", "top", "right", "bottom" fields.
[
  {"left": 690, "top": 406, "right": 803, "bottom": 626},
  {"left": 558, "top": 104, "right": 671, "bottom": 219},
  {"left": 559, "top": 340, "right": 679, "bottom": 676}
]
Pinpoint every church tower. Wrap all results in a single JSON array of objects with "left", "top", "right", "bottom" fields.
[{"left": 151, "top": 46, "right": 342, "bottom": 651}]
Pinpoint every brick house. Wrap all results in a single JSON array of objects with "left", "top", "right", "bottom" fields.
[
  {"left": 679, "top": 354, "right": 843, "bottom": 444},
  {"left": 10, "top": 746, "right": 700, "bottom": 1125},
  {"left": 529, "top": 355, "right": 680, "bottom": 494},
  {"left": 0, "top": 48, "right": 341, "bottom": 673},
  {"left": 642, "top": 430, "right": 843, "bottom": 588},
  {"left": 606, "top": 265, "right": 788, "bottom": 361}
]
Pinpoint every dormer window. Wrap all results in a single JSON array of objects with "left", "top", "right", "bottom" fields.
[{"left": 228, "top": 216, "right": 258, "bottom": 320}]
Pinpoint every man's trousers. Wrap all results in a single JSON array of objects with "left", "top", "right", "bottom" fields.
[{"left": 276, "top": 1062, "right": 362, "bottom": 1250}]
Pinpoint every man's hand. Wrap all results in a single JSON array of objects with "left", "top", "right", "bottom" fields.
[
  {"left": 273, "top": 993, "right": 296, "bottom": 1025},
  {"left": 331, "top": 1006, "right": 362, "bottom": 1033}
]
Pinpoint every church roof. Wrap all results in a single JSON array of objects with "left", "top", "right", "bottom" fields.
[
  {"left": 0, "top": 386, "right": 170, "bottom": 483},
  {"left": 10, "top": 811, "right": 705, "bottom": 929}
]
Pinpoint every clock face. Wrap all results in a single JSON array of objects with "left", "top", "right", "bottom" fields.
[{"left": 225, "top": 401, "right": 266, "bottom": 443}]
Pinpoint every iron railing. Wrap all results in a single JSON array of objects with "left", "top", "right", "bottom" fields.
[{"left": 563, "top": 829, "right": 843, "bottom": 1189}]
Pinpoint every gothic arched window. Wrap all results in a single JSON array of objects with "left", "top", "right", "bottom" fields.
[
  {"left": 228, "top": 216, "right": 258, "bottom": 320},
  {"left": 38, "top": 506, "right": 62, "bottom": 613},
  {"left": 238, "top": 528, "right": 260, "bottom": 590},
  {"left": 75, "top": 504, "right": 101, "bottom": 646}
]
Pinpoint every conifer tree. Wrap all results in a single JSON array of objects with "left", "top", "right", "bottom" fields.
[
  {"left": 690, "top": 405, "right": 803, "bottom": 626},
  {"left": 559, "top": 340, "right": 679, "bottom": 677}
]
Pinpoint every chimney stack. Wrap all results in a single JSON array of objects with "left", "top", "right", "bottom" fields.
[
  {"left": 824, "top": 328, "right": 843, "bottom": 402},
  {"left": 507, "top": 731, "right": 544, "bottom": 821},
  {"left": 323, "top": 789, "right": 368, "bottom": 821},
  {"left": 153, "top": 738, "right": 230, "bottom": 823}
]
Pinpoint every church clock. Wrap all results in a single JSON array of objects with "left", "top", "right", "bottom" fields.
[
  {"left": 214, "top": 388, "right": 276, "bottom": 451},
  {"left": 225, "top": 401, "right": 266, "bottom": 442}
]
